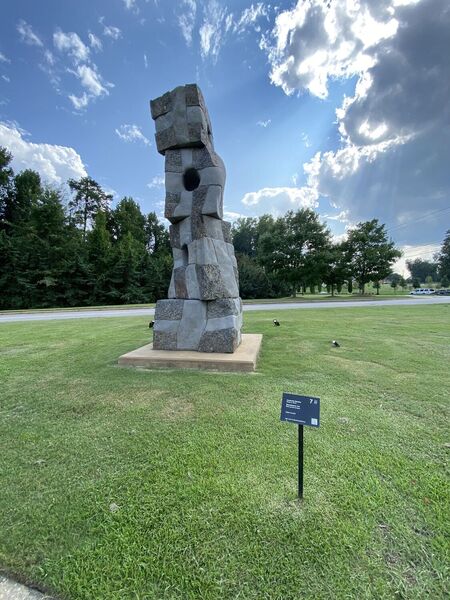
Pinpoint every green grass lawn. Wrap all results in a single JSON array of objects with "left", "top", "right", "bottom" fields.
[{"left": 0, "top": 306, "right": 449, "bottom": 599}]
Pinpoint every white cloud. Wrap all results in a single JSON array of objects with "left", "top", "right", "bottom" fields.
[
  {"left": 52, "top": 28, "right": 112, "bottom": 110},
  {"left": 17, "top": 20, "right": 43, "bottom": 47},
  {"left": 224, "top": 210, "right": 246, "bottom": 221},
  {"left": 44, "top": 49, "right": 55, "bottom": 65},
  {"left": 263, "top": 0, "right": 450, "bottom": 245},
  {"left": 2, "top": 75, "right": 10, "bottom": 83},
  {"left": 234, "top": 2, "right": 269, "bottom": 34},
  {"left": 394, "top": 244, "right": 441, "bottom": 277},
  {"left": 123, "top": 0, "right": 137, "bottom": 9},
  {"left": 144, "top": 53, "right": 148, "bottom": 68},
  {"left": 257, "top": 119, "right": 271, "bottom": 128},
  {"left": 67, "top": 64, "right": 113, "bottom": 110},
  {"left": 88, "top": 33, "right": 103, "bottom": 51},
  {"left": 72, "top": 64, "right": 112, "bottom": 97},
  {"left": 115, "top": 124, "right": 150, "bottom": 146},
  {"left": 301, "top": 132, "right": 311, "bottom": 148},
  {"left": 323, "top": 210, "right": 350, "bottom": 223},
  {"left": 99, "top": 17, "right": 122, "bottom": 40},
  {"left": 241, "top": 186, "right": 318, "bottom": 216},
  {"left": 178, "top": 0, "right": 197, "bottom": 46},
  {"left": 68, "top": 93, "right": 90, "bottom": 110},
  {"left": 54, "top": 29, "right": 90, "bottom": 63},
  {"left": 0, "top": 121, "right": 87, "bottom": 184},
  {"left": 199, "top": 0, "right": 230, "bottom": 61},
  {"left": 147, "top": 176, "right": 164, "bottom": 188},
  {"left": 265, "top": 0, "right": 398, "bottom": 99},
  {"left": 0, "top": 52, "right": 10, "bottom": 63}
]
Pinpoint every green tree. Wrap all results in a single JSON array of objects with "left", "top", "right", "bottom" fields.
[
  {"left": 25, "top": 188, "right": 71, "bottom": 307},
  {"left": 436, "top": 230, "right": 450, "bottom": 280},
  {"left": 236, "top": 254, "right": 271, "bottom": 299},
  {"left": 440, "top": 275, "right": 449, "bottom": 287},
  {"left": 145, "top": 211, "right": 170, "bottom": 254},
  {"left": 88, "top": 210, "right": 113, "bottom": 304},
  {"left": 258, "top": 209, "right": 330, "bottom": 296},
  {"left": 323, "top": 243, "right": 348, "bottom": 297},
  {"left": 345, "top": 220, "right": 401, "bottom": 294},
  {"left": 112, "top": 197, "right": 146, "bottom": 244},
  {"left": 10, "top": 169, "right": 42, "bottom": 225},
  {"left": 68, "top": 176, "right": 112, "bottom": 239},
  {"left": 232, "top": 217, "right": 258, "bottom": 257},
  {"left": 109, "top": 233, "right": 147, "bottom": 304},
  {"left": 0, "top": 147, "right": 15, "bottom": 230},
  {"left": 406, "top": 258, "right": 438, "bottom": 283}
]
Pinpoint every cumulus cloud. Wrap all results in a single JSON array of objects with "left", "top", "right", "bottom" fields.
[
  {"left": 17, "top": 20, "right": 43, "bottom": 47},
  {"left": 262, "top": 0, "right": 450, "bottom": 245},
  {"left": 53, "top": 29, "right": 90, "bottom": 63},
  {"left": 115, "top": 124, "right": 150, "bottom": 146},
  {"left": 178, "top": 0, "right": 197, "bottom": 46},
  {"left": 0, "top": 121, "right": 87, "bottom": 184},
  {"left": 99, "top": 17, "right": 122, "bottom": 40},
  {"left": 265, "top": 0, "right": 398, "bottom": 99},
  {"left": 0, "top": 52, "right": 10, "bottom": 63},
  {"left": 241, "top": 186, "right": 318, "bottom": 216},
  {"left": 257, "top": 119, "right": 271, "bottom": 128}
]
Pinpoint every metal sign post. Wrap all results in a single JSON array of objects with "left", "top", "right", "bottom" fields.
[
  {"left": 280, "top": 393, "right": 320, "bottom": 499},
  {"left": 298, "top": 423, "right": 304, "bottom": 498}
]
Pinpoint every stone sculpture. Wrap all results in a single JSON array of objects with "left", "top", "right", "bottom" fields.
[{"left": 150, "top": 84, "right": 243, "bottom": 353}]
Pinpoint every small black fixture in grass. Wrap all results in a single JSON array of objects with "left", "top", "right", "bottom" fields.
[
  {"left": 149, "top": 321, "right": 154, "bottom": 329},
  {"left": 273, "top": 319, "right": 280, "bottom": 327},
  {"left": 332, "top": 340, "right": 340, "bottom": 347}
]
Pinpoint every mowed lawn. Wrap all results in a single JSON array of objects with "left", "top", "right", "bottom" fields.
[{"left": 0, "top": 306, "right": 449, "bottom": 600}]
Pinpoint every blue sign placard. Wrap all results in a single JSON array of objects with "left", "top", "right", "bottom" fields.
[{"left": 281, "top": 393, "right": 320, "bottom": 427}]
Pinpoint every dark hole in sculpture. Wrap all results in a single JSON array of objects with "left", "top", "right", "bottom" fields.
[
  {"left": 183, "top": 168, "right": 200, "bottom": 191},
  {"left": 181, "top": 244, "right": 188, "bottom": 266}
]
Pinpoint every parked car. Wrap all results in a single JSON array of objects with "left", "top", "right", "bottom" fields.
[
  {"left": 434, "top": 289, "right": 450, "bottom": 295},
  {"left": 410, "top": 288, "right": 435, "bottom": 295}
]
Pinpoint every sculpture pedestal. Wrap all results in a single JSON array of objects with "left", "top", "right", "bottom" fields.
[{"left": 118, "top": 334, "right": 262, "bottom": 373}]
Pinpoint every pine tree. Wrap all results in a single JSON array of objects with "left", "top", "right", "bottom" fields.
[{"left": 68, "top": 177, "right": 112, "bottom": 239}]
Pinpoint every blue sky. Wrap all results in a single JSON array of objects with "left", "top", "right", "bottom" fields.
[{"left": 1, "top": 0, "right": 449, "bottom": 274}]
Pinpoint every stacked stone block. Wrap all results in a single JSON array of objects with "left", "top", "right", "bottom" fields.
[{"left": 150, "top": 84, "right": 243, "bottom": 353}]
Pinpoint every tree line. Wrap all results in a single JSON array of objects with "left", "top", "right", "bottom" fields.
[
  {"left": 231, "top": 212, "right": 404, "bottom": 298},
  {"left": 406, "top": 247, "right": 450, "bottom": 289},
  {"left": 0, "top": 147, "right": 171, "bottom": 309},
  {"left": 1, "top": 145, "right": 449, "bottom": 308}
]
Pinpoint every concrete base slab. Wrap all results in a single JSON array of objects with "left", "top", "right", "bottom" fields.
[
  {"left": 0, "top": 576, "right": 52, "bottom": 599},
  {"left": 118, "top": 333, "right": 262, "bottom": 372}
]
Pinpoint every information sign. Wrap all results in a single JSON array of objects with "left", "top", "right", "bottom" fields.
[{"left": 280, "top": 393, "right": 320, "bottom": 427}]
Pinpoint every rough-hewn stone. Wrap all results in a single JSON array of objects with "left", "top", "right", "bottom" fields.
[
  {"left": 155, "top": 299, "right": 184, "bottom": 321},
  {"left": 153, "top": 330, "right": 178, "bottom": 350},
  {"left": 198, "top": 328, "right": 240, "bottom": 353},
  {"left": 174, "top": 266, "right": 188, "bottom": 298},
  {"left": 150, "top": 83, "right": 243, "bottom": 352}
]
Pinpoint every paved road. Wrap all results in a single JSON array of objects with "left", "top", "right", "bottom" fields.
[{"left": 0, "top": 296, "right": 448, "bottom": 323}]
